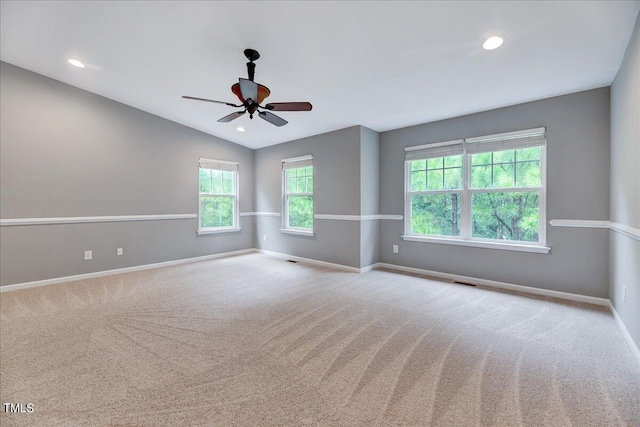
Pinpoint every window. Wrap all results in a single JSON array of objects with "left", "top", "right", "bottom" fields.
[
  {"left": 404, "top": 128, "right": 546, "bottom": 250},
  {"left": 282, "top": 155, "right": 313, "bottom": 234},
  {"left": 198, "top": 158, "right": 239, "bottom": 234}
]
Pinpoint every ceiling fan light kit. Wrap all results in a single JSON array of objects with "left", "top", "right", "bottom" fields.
[{"left": 182, "top": 49, "right": 312, "bottom": 127}]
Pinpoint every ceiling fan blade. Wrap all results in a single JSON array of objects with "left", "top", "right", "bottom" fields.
[
  {"left": 182, "top": 96, "right": 238, "bottom": 107},
  {"left": 239, "top": 78, "right": 259, "bottom": 104},
  {"left": 265, "top": 102, "right": 312, "bottom": 112},
  {"left": 217, "top": 111, "right": 245, "bottom": 123},
  {"left": 259, "top": 111, "right": 288, "bottom": 127}
]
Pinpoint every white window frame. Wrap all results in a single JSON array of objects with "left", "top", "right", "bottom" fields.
[
  {"left": 403, "top": 128, "right": 549, "bottom": 254},
  {"left": 281, "top": 155, "right": 314, "bottom": 236},
  {"left": 197, "top": 158, "right": 240, "bottom": 235}
]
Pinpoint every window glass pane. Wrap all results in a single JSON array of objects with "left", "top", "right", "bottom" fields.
[
  {"left": 471, "top": 152, "right": 491, "bottom": 166},
  {"left": 444, "top": 167, "right": 462, "bottom": 189},
  {"left": 493, "top": 149, "right": 514, "bottom": 163},
  {"left": 288, "top": 175, "right": 297, "bottom": 193},
  {"left": 200, "top": 196, "right": 234, "bottom": 228},
  {"left": 306, "top": 176, "right": 313, "bottom": 193},
  {"left": 199, "top": 169, "right": 211, "bottom": 193},
  {"left": 411, "top": 160, "right": 426, "bottom": 171},
  {"left": 304, "top": 166, "right": 313, "bottom": 177},
  {"left": 427, "top": 158, "right": 443, "bottom": 170},
  {"left": 296, "top": 177, "right": 306, "bottom": 193},
  {"left": 411, "top": 171, "right": 426, "bottom": 191},
  {"left": 493, "top": 164, "right": 515, "bottom": 188},
  {"left": 211, "top": 170, "right": 222, "bottom": 193},
  {"left": 517, "top": 147, "right": 541, "bottom": 161},
  {"left": 516, "top": 161, "right": 541, "bottom": 187},
  {"left": 444, "top": 155, "right": 462, "bottom": 167},
  {"left": 411, "top": 193, "right": 461, "bottom": 236},
  {"left": 471, "top": 192, "right": 539, "bottom": 242},
  {"left": 427, "top": 170, "right": 443, "bottom": 190},
  {"left": 289, "top": 168, "right": 298, "bottom": 178},
  {"left": 222, "top": 177, "right": 233, "bottom": 194},
  {"left": 288, "top": 196, "right": 313, "bottom": 229},
  {"left": 471, "top": 165, "right": 491, "bottom": 188}
]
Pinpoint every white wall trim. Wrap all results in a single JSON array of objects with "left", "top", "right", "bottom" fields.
[
  {"left": 377, "top": 214, "right": 403, "bottom": 220},
  {"left": 550, "top": 219, "right": 640, "bottom": 242},
  {"left": 374, "top": 262, "right": 609, "bottom": 306},
  {"left": 359, "top": 263, "right": 379, "bottom": 273},
  {"left": 197, "top": 227, "right": 241, "bottom": 235},
  {"left": 549, "top": 219, "right": 611, "bottom": 229},
  {"left": 314, "top": 214, "right": 403, "bottom": 221},
  {"left": 401, "top": 235, "right": 551, "bottom": 254},
  {"left": 279, "top": 228, "right": 315, "bottom": 237},
  {"left": 0, "top": 214, "right": 197, "bottom": 226},
  {"left": 239, "top": 212, "right": 281, "bottom": 217},
  {"left": 608, "top": 301, "right": 640, "bottom": 367},
  {"left": 610, "top": 222, "right": 640, "bottom": 242},
  {"left": 257, "top": 249, "right": 360, "bottom": 273},
  {"left": 0, "top": 249, "right": 257, "bottom": 293},
  {"left": 314, "top": 214, "right": 361, "bottom": 221}
]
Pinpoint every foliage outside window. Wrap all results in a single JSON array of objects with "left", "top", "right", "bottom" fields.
[
  {"left": 283, "top": 156, "right": 313, "bottom": 231},
  {"left": 198, "top": 159, "right": 239, "bottom": 232},
  {"left": 405, "top": 128, "right": 546, "bottom": 246}
]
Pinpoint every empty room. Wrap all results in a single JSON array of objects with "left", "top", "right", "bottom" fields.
[{"left": 1, "top": 1, "right": 639, "bottom": 426}]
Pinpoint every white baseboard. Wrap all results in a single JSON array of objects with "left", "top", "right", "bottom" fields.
[
  {"left": 374, "top": 262, "right": 609, "bottom": 307},
  {"left": 359, "top": 263, "right": 380, "bottom": 273},
  {"left": 0, "top": 249, "right": 257, "bottom": 293},
  {"left": 257, "top": 249, "right": 362, "bottom": 273},
  {"left": 607, "top": 301, "right": 640, "bottom": 367}
]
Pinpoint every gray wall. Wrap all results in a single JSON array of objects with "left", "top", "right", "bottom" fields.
[
  {"left": 360, "top": 126, "right": 380, "bottom": 268},
  {"left": 0, "top": 62, "right": 255, "bottom": 286},
  {"left": 254, "top": 126, "right": 363, "bottom": 268},
  {"left": 610, "top": 14, "right": 640, "bottom": 348},
  {"left": 379, "top": 88, "right": 611, "bottom": 298}
]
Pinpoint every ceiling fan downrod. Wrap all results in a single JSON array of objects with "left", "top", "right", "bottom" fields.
[{"left": 244, "top": 48, "right": 260, "bottom": 81}]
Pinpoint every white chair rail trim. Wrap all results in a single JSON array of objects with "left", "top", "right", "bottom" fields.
[
  {"left": 549, "top": 219, "right": 640, "bottom": 242},
  {"left": 0, "top": 214, "right": 198, "bottom": 226},
  {"left": 239, "top": 212, "right": 281, "bottom": 217},
  {"left": 314, "top": 214, "right": 403, "bottom": 221}
]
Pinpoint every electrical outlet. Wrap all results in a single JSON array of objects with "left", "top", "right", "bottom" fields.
[
  {"left": 393, "top": 245, "right": 399, "bottom": 254},
  {"left": 117, "top": 248, "right": 123, "bottom": 256},
  {"left": 84, "top": 250, "right": 92, "bottom": 260},
  {"left": 263, "top": 235, "right": 267, "bottom": 242},
  {"left": 623, "top": 286, "right": 626, "bottom": 302}
]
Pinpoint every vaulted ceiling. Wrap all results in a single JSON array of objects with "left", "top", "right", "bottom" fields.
[{"left": 2, "top": 1, "right": 639, "bottom": 149}]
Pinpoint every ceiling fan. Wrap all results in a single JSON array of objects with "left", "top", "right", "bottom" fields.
[{"left": 182, "top": 49, "right": 312, "bottom": 127}]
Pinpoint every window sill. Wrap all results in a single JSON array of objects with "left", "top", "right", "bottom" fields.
[
  {"left": 401, "top": 235, "right": 550, "bottom": 254},
  {"left": 280, "top": 228, "right": 315, "bottom": 237},
  {"left": 197, "top": 227, "right": 241, "bottom": 235}
]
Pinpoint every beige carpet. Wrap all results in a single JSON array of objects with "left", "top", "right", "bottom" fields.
[{"left": 1, "top": 253, "right": 639, "bottom": 426}]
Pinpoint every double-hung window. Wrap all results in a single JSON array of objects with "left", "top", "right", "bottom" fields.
[
  {"left": 198, "top": 158, "right": 239, "bottom": 234},
  {"left": 282, "top": 155, "right": 313, "bottom": 234},
  {"left": 404, "top": 128, "right": 547, "bottom": 252}
]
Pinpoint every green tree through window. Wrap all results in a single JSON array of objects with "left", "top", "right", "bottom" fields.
[
  {"left": 198, "top": 160, "right": 238, "bottom": 231},
  {"left": 284, "top": 162, "right": 313, "bottom": 230},
  {"left": 406, "top": 130, "right": 545, "bottom": 245}
]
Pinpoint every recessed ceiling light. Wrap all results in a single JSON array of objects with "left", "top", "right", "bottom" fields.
[
  {"left": 483, "top": 36, "right": 504, "bottom": 51},
  {"left": 236, "top": 127, "right": 245, "bottom": 132},
  {"left": 67, "top": 59, "right": 85, "bottom": 68}
]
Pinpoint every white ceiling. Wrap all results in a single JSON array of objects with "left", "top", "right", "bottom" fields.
[{"left": 1, "top": 1, "right": 639, "bottom": 149}]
